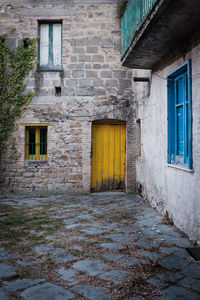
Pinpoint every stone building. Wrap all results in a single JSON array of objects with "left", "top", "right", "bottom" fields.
[
  {"left": 121, "top": 0, "right": 200, "bottom": 241},
  {"left": 0, "top": 0, "right": 141, "bottom": 194}
]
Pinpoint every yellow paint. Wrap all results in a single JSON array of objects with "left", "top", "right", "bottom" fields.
[
  {"left": 26, "top": 127, "right": 47, "bottom": 160},
  {"left": 18, "top": 123, "right": 54, "bottom": 126},
  {"left": 91, "top": 123, "right": 126, "bottom": 192}
]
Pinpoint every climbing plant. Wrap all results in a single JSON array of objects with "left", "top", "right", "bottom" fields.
[{"left": 0, "top": 34, "right": 37, "bottom": 154}]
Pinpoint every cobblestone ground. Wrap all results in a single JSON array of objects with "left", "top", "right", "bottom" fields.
[{"left": 0, "top": 192, "right": 199, "bottom": 300}]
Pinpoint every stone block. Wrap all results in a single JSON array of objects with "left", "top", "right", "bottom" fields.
[
  {"left": 88, "top": 37, "right": 100, "bottom": 46},
  {"left": 101, "top": 38, "right": 114, "bottom": 48},
  {"left": 95, "top": 88, "right": 107, "bottom": 96},
  {"left": 65, "top": 79, "right": 78, "bottom": 87},
  {"left": 119, "top": 79, "right": 132, "bottom": 88},
  {"left": 62, "top": 88, "right": 74, "bottom": 96},
  {"left": 92, "top": 55, "right": 104, "bottom": 63},
  {"left": 105, "top": 79, "right": 118, "bottom": 88},
  {"left": 71, "top": 38, "right": 88, "bottom": 47},
  {"left": 23, "top": 7, "right": 76, "bottom": 17},
  {"left": 100, "top": 71, "right": 112, "bottom": 78},
  {"left": 113, "top": 70, "right": 127, "bottom": 79},
  {"left": 86, "top": 47, "right": 98, "bottom": 54},
  {"left": 73, "top": 47, "right": 85, "bottom": 54},
  {"left": 86, "top": 70, "right": 98, "bottom": 78},
  {"left": 5, "top": 38, "right": 16, "bottom": 49},
  {"left": 72, "top": 70, "right": 84, "bottom": 78},
  {"left": 75, "top": 88, "right": 94, "bottom": 96},
  {"left": 79, "top": 79, "right": 93, "bottom": 87},
  {"left": 93, "top": 79, "right": 103, "bottom": 87},
  {"left": 79, "top": 55, "right": 91, "bottom": 62}
]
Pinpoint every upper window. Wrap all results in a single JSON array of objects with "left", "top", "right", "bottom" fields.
[
  {"left": 38, "top": 22, "right": 62, "bottom": 70},
  {"left": 26, "top": 126, "right": 47, "bottom": 160},
  {"left": 167, "top": 60, "right": 192, "bottom": 169}
]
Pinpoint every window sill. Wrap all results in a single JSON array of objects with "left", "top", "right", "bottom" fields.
[
  {"left": 167, "top": 164, "right": 194, "bottom": 173},
  {"left": 25, "top": 160, "right": 48, "bottom": 164},
  {"left": 37, "top": 68, "right": 63, "bottom": 72}
]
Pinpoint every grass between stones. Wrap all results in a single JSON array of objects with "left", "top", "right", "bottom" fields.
[{"left": 0, "top": 203, "right": 63, "bottom": 251}]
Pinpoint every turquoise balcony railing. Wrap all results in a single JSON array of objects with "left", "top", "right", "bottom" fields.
[{"left": 121, "top": 0, "right": 157, "bottom": 55}]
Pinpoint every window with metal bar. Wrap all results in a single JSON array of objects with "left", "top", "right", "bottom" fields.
[{"left": 26, "top": 127, "right": 48, "bottom": 160}]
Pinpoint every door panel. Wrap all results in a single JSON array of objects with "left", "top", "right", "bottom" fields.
[{"left": 91, "top": 124, "right": 126, "bottom": 192}]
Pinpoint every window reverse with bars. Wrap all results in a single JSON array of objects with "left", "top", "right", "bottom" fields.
[{"left": 26, "top": 127, "right": 48, "bottom": 160}]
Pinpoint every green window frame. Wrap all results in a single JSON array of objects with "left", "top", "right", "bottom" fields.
[
  {"left": 38, "top": 21, "right": 62, "bottom": 70},
  {"left": 26, "top": 126, "right": 48, "bottom": 160}
]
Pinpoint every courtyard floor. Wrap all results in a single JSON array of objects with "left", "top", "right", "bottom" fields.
[{"left": 0, "top": 192, "right": 199, "bottom": 300}]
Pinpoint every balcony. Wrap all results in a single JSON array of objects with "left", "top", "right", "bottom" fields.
[{"left": 121, "top": 0, "right": 200, "bottom": 69}]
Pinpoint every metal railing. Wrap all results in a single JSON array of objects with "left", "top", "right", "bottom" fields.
[{"left": 121, "top": 0, "right": 157, "bottom": 55}]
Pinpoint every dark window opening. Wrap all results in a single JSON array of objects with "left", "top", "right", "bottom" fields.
[{"left": 55, "top": 86, "right": 61, "bottom": 96}]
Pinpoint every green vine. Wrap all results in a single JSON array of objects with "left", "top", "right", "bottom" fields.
[{"left": 0, "top": 34, "right": 37, "bottom": 154}]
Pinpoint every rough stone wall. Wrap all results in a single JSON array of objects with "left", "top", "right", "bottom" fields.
[
  {"left": 136, "top": 44, "right": 200, "bottom": 241},
  {"left": 0, "top": 0, "right": 139, "bottom": 194}
]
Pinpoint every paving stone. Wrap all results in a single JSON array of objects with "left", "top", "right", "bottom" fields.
[
  {"left": 0, "top": 248, "right": 18, "bottom": 260},
  {"left": 65, "top": 223, "right": 85, "bottom": 229},
  {"left": 0, "top": 288, "right": 8, "bottom": 299},
  {"left": 182, "top": 262, "right": 200, "bottom": 279},
  {"left": 63, "top": 218, "right": 76, "bottom": 224},
  {"left": 0, "top": 263, "right": 17, "bottom": 278},
  {"left": 81, "top": 227, "right": 105, "bottom": 235},
  {"left": 135, "top": 239, "right": 160, "bottom": 248},
  {"left": 104, "top": 233, "right": 133, "bottom": 243},
  {"left": 100, "top": 242, "right": 123, "bottom": 250},
  {"left": 77, "top": 214, "right": 93, "bottom": 220},
  {"left": 72, "top": 259, "right": 107, "bottom": 276},
  {"left": 115, "top": 224, "right": 138, "bottom": 233},
  {"left": 33, "top": 245, "right": 60, "bottom": 254},
  {"left": 158, "top": 254, "right": 190, "bottom": 271},
  {"left": 160, "top": 286, "right": 200, "bottom": 300},
  {"left": 103, "top": 254, "right": 125, "bottom": 262},
  {"left": 52, "top": 252, "right": 77, "bottom": 263},
  {"left": 147, "top": 278, "right": 169, "bottom": 288},
  {"left": 137, "top": 218, "right": 161, "bottom": 227},
  {"left": 159, "top": 247, "right": 176, "bottom": 255},
  {"left": 137, "top": 250, "right": 160, "bottom": 261},
  {"left": 120, "top": 257, "right": 146, "bottom": 267},
  {"left": 157, "top": 271, "right": 184, "bottom": 283},
  {"left": 98, "top": 269, "right": 129, "bottom": 284},
  {"left": 72, "top": 245, "right": 83, "bottom": 251},
  {"left": 3, "top": 278, "right": 45, "bottom": 291},
  {"left": 179, "top": 277, "right": 200, "bottom": 292},
  {"left": 21, "top": 282, "right": 75, "bottom": 300},
  {"left": 160, "top": 236, "right": 191, "bottom": 247},
  {"left": 154, "top": 224, "right": 181, "bottom": 237},
  {"left": 58, "top": 267, "right": 77, "bottom": 284},
  {"left": 72, "top": 284, "right": 112, "bottom": 300},
  {"left": 17, "top": 259, "right": 38, "bottom": 266}
]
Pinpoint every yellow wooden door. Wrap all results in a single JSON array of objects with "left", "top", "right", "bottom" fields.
[{"left": 91, "top": 123, "right": 126, "bottom": 192}]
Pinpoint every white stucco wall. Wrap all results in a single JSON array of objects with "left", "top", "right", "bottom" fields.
[{"left": 136, "top": 44, "right": 200, "bottom": 241}]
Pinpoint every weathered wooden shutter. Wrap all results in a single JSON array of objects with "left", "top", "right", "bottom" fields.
[
  {"left": 53, "top": 24, "right": 61, "bottom": 67},
  {"left": 40, "top": 24, "right": 49, "bottom": 66}
]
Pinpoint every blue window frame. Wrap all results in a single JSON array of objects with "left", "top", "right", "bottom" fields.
[{"left": 167, "top": 60, "right": 192, "bottom": 169}]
